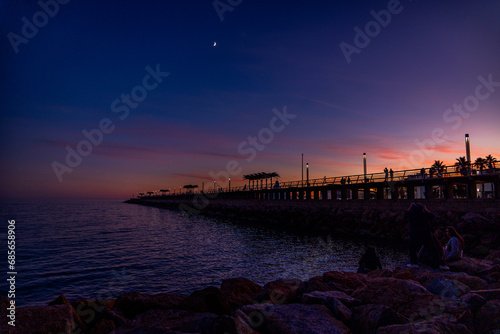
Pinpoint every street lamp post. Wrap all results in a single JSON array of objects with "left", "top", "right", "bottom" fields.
[
  {"left": 465, "top": 134, "right": 471, "bottom": 173},
  {"left": 302, "top": 153, "right": 304, "bottom": 187},
  {"left": 306, "top": 163, "right": 309, "bottom": 186},
  {"left": 363, "top": 153, "right": 367, "bottom": 182},
  {"left": 229, "top": 177, "right": 231, "bottom": 192}
]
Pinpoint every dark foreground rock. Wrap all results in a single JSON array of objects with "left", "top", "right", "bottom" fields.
[{"left": 1, "top": 255, "right": 499, "bottom": 334}]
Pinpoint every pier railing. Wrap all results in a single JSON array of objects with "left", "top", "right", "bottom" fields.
[
  {"left": 137, "top": 165, "right": 499, "bottom": 198},
  {"left": 202, "top": 165, "right": 498, "bottom": 194}
]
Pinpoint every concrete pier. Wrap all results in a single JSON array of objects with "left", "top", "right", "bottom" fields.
[{"left": 142, "top": 172, "right": 499, "bottom": 202}]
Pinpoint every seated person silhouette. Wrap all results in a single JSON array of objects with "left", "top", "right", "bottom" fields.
[{"left": 357, "top": 246, "right": 382, "bottom": 274}]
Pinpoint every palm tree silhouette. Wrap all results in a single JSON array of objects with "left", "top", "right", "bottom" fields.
[
  {"left": 474, "top": 157, "right": 486, "bottom": 171},
  {"left": 485, "top": 155, "right": 498, "bottom": 169},
  {"left": 455, "top": 156, "right": 468, "bottom": 175},
  {"left": 431, "top": 160, "right": 446, "bottom": 176}
]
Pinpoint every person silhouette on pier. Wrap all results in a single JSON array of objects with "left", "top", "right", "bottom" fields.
[
  {"left": 389, "top": 169, "right": 394, "bottom": 181},
  {"left": 357, "top": 246, "right": 383, "bottom": 274},
  {"left": 420, "top": 168, "right": 426, "bottom": 179},
  {"left": 384, "top": 167, "right": 389, "bottom": 181}
]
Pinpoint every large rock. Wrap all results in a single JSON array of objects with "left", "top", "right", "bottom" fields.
[
  {"left": 390, "top": 268, "right": 417, "bottom": 281},
  {"left": 302, "top": 290, "right": 361, "bottom": 309},
  {"left": 301, "top": 291, "right": 353, "bottom": 322},
  {"left": 233, "top": 309, "right": 262, "bottom": 334},
  {"left": 238, "top": 303, "right": 351, "bottom": 333},
  {"left": 322, "top": 271, "right": 367, "bottom": 294},
  {"left": 113, "top": 291, "right": 186, "bottom": 318},
  {"left": 485, "top": 249, "right": 500, "bottom": 262},
  {"left": 423, "top": 277, "right": 470, "bottom": 299},
  {"left": 446, "top": 256, "right": 495, "bottom": 276},
  {"left": 366, "top": 269, "right": 393, "bottom": 279},
  {"left": 459, "top": 212, "right": 495, "bottom": 233},
  {"left": 351, "top": 277, "right": 430, "bottom": 307},
  {"left": 75, "top": 299, "right": 128, "bottom": 333},
  {"left": 474, "top": 300, "right": 500, "bottom": 333},
  {"left": 441, "top": 272, "right": 490, "bottom": 291},
  {"left": 178, "top": 286, "right": 232, "bottom": 315},
  {"left": 351, "top": 277, "right": 470, "bottom": 324},
  {"left": 114, "top": 308, "right": 218, "bottom": 333},
  {"left": 295, "top": 276, "right": 338, "bottom": 298},
  {"left": 413, "top": 267, "right": 489, "bottom": 290},
  {"left": 49, "top": 295, "right": 86, "bottom": 331},
  {"left": 377, "top": 314, "right": 472, "bottom": 334},
  {"left": 88, "top": 318, "right": 115, "bottom": 334},
  {"left": 460, "top": 293, "right": 486, "bottom": 314},
  {"left": 212, "top": 315, "right": 238, "bottom": 334},
  {"left": 255, "top": 278, "right": 302, "bottom": 305},
  {"left": 351, "top": 304, "right": 408, "bottom": 334},
  {"left": 10, "top": 304, "right": 75, "bottom": 334},
  {"left": 220, "top": 277, "right": 263, "bottom": 311}
]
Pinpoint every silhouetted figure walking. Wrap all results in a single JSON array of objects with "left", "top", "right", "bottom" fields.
[
  {"left": 384, "top": 167, "right": 388, "bottom": 181},
  {"left": 389, "top": 169, "right": 394, "bottom": 181}
]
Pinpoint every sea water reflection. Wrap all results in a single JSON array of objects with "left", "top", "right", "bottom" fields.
[{"left": 0, "top": 200, "right": 407, "bottom": 306}]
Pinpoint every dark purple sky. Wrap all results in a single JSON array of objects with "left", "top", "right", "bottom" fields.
[{"left": 1, "top": 0, "right": 499, "bottom": 199}]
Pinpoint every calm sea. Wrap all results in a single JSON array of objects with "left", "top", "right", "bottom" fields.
[{"left": 0, "top": 200, "right": 407, "bottom": 307}]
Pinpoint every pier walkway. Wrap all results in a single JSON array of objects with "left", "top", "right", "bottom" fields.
[{"left": 137, "top": 165, "right": 500, "bottom": 202}]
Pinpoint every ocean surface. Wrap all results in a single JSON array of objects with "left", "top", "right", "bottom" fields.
[{"left": 0, "top": 200, "right": 407, "bottom": 307}]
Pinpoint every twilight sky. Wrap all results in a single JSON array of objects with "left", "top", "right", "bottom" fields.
[{"left": 1, "top": 0, "right": 499, "bottom": 199}]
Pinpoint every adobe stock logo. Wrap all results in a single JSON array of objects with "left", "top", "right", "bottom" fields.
[
  {"left": 339, "top": 0, "right": 409, "bottom": 64},
  {"left": 7, "top": 0, "right": 71, "bottom": 54},
  {"left": 213, "top": 0, "right": 243, "bottom": 22}
]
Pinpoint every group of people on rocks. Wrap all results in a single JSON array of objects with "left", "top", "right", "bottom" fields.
[{"left": 357, "top": 202, "right": 464, "bottom": 273}]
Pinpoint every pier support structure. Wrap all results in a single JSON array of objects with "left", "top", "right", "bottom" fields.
[{"left": 468, "top": 180, "right": 477, "bottom": 200}]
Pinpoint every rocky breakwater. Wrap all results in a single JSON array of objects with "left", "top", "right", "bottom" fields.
[
  {"left": 141, "top": 199, "right": 500, "bottom": 257},
  {"left": 2, "top": 255, "right": 500, "bottom": 333}
]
